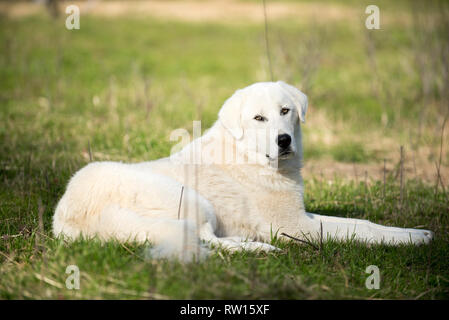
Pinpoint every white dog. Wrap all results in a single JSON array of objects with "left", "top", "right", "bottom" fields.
[{"left": 53, "top": 81, "right": 433, "bottom": 261}]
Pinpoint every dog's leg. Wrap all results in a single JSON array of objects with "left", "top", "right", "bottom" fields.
[
  {"left": 58, "top": 204, "right": 209, "bottom": 262},
  {"left": 199, "top": 222, "right": 280, "bottom": 252},
  {"left": 299, "top": 212, "right": 433, "bottom": 245},
  {"left": 53, "top": 162, "right": 222, "bottom": 260}
]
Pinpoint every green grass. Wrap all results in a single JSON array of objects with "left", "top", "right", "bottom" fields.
[
  {"left": 1, "top": 1, "right": 448, "bottom": 299},
  {"left": 330, "top": 141, "right": 372, "bottom": 163},
  {"left": 1, "top": 178, "right": 448, "bottom": 299}
]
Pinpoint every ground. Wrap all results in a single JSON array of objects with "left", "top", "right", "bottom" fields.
[{"left": 0, "top": 0, "right": 448, "bottom": 299}]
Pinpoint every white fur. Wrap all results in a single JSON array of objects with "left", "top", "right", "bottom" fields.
[{"left": 53, "top": 81, "right": 433, "bottom": 262}]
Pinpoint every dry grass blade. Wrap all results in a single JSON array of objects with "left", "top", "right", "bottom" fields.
[
  {"left": 88, "top": 140, "right": 93, "bottom": 162},
  {"left": 434, "top": 162, "right": 448, "bottom": 202},
  {"left": 177, "top": 185, "right": 184, "bottom": 220},
  {"left": 262, "top": 0, "right": 273, "bottom": 81},
  {"left": 35, "top": 199, "right": 46, "bottom": 254},
  {"left": 144, "top": 77, "right": 153, "bottom": 119},
  {"left": 280, "top": 232, "right": 319, "bottom": 251},
  {"left": 319, "top": 221, "right": 323, "bottom": 252},
  {"left": 383, "top": 158, "right": 386, "bottom": 202},
  {"left": 414, "top": 288, "right": 434, "bottom": 300},
  {"left": 400, "top": 145, "right": 404, "bottom": 209},
  {"left": 102, "top": 288, "right": 169, "bottom": 300},
  {"left": 33, "top": 273, "right": 64, "bottom": 289},
  {"left": 335, "top": 260, "right": 349, "bottom": 288},
  {"left": 0, "top": 250, "right": 20, "bottom": 266},
  {"left": 120, "top": 243, "right": 145, "bottom": 261},
  {"left": 435, "top": 114, "right": 448, "bottom": 198}
]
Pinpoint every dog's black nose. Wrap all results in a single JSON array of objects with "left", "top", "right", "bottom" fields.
[{"left": 276, "top": 134, "right": 291, "bottom": 149}]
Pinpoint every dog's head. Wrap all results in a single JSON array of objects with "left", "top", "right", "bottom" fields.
[{"left": 218, "top": 81, "right": 308, "bottom": 167}]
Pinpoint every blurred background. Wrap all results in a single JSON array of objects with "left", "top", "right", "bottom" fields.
[{"left": 1, "top": 0, "right": 448, "bottom": 182}]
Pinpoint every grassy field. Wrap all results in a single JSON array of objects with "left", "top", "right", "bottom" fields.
[{"left": 0, "top": 0, "right": 448, "bottom": 299}]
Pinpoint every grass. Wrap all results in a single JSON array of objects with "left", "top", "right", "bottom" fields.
[
  {"left": 330, "top": 141, "right": 372, "bottom": 163},
  {"left": 1, "top": 1, "right": 448, "bottom": 299},
  {"left": 1, "top": 178, "right": 448, "bottom": 299}
]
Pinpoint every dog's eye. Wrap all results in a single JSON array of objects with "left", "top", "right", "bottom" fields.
[
  {"left": 254, "top": 115, "right": 265, "bottom": 121},
  {"left": 280, "top": 108, "right": 290, "bottom": 115}
]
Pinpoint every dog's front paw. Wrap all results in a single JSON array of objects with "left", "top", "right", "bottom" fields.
[
  {"left": 409, "top": 229, "right": 434, "bottom": 244},
  {"left": 375, "top": 228, "right": 434, "bottom": 245},
  {"left": 239, "top": 241, "right": 281, "bottom": 252}
]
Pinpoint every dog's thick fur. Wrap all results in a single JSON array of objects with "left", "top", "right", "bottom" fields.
[{"left": 53, "top": 81, "right": 433, "bottom": 261}]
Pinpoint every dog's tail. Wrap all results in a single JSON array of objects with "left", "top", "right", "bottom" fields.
[{"left": 53, "top": 201, "right": 210, "bottom": 262}]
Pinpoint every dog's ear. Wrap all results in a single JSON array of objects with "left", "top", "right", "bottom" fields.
[
  {"left": 218, "top": 89, "right": 244, "bottom": 140},
  {"left": 277, "top": 81, "right": 308, "bottom": 123}
]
